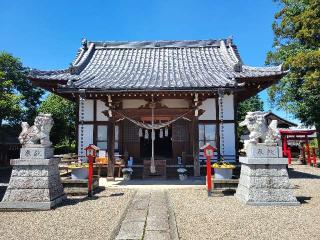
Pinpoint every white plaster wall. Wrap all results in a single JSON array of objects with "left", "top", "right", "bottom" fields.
[
  {"left": 199, "top": 98, "right": 216, "bottom": 120},
  {"left": 220, "top": 123, "right": 236, "bottom": 159},
  {"left": 161, "top": 99, "right": 189, "bottom": 108},
  {"left": 78, "top": 124, "right": 94, "bottom": 160},
  {"left": 79, "top": 99, "right": 94, "bottom": 121},
  {"left": 220, "top": 94, "right": 234, "bottom": 120},
  {"left": 122, "top": 99, "right": 147, "bottom": 109},
  {"left": 96, "top": 100, "right": 109, "bottom": 121}
]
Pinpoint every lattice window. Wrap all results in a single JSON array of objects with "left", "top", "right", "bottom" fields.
[
  {"left": 123, "top": 120, "right": 140, "bottom": 143},
  {"left": 172, "top": 119, "right": 189, "bottom": 142}
]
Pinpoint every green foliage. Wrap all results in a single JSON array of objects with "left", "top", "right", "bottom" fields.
[
  {"left": 310, "top": 138, "right": 318, "bottom": 148},
  {"left": 0, "top": 52, "right": 44, "bottom": 126},
  {"left": 237, "top": 95, "right": 264, "bottom": 148},
  {"left": 267, "top": 0, "right": 320, "bottom": 140},
  {"left": 38, "top": 93, "right": 76, "bottom": 146},
  {"left": 237, "top": 95, "right": 264, "bottom": 122},
  {"left": 54, "top": 143, "right": 76, "bottom": 155}
]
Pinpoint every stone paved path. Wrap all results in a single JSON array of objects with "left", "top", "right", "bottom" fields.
[{"left": 116, "top": 189, "right": 175, "bottom": 240}]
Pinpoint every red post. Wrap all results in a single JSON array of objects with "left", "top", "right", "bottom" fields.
[
  {"left": 312, "top": 148, "right": 317, "bottom": 167},
  {"left": 206, "top": 156, "right": 212, "bottom": 196},
  {"left": 84, "top": 144, "right": 99, "bottom": 197},
  {"left": 301, "top": 146, "right": 305, "bottom": 161},
  {"left": 88, "top": 156, "right": 94, "bottom": 197},
  {"left": 287, "top": 147, "right": 292, "bottom": 165},
  {"left": 282, "top": 136, "right": 288, "bottom": 157},
  {"left": 201, "top": 144, "right": 215, "bottom": 197}
]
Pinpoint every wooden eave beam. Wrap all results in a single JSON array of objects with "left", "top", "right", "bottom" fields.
[{"left": 236, "top": 75, "right": 284, "bottom": 102}]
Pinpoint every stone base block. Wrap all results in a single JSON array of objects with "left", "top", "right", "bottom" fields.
[
  {"left": 236, "top": 198, "right": 300, "bottom": 206},
  {"left": 20, "top": 146, "right": 53, "bottom": 160},
  {"left": 1, "top": 156, "right": 66, "bottom": 211},
  {"left": 0, "top": 194, "right": 66, "bottom": 211},
  {"left": 235, "top": 161, "right": 300, "bottom": 206}
]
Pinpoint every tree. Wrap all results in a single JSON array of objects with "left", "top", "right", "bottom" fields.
[
  {"left": 38, "top": 93, "right": 76, "bottom": 146},
  {"left": 237, "top": 95, "right": 264, "bottom": 148},
  {"left": 237, "top": 95, "right": 264, "bottom": 122},
  {"left": 0, "top": 52, "right": 44, "bottom": 127},
  {"left": 0, "top": 71, "right": 21, "bottom": 126},
  {"left": 266, "top": 0, "right": 320, "bottom": 143}
]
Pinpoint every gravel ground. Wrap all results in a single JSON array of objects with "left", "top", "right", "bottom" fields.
[
  {"left": 0, "top": 188, "right": 135, "bottom": 240},
  {"left": 168, "top": 163, "right": 320, "bottom": 240}
]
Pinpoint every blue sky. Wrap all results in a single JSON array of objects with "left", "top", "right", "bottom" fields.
[{"left": 0, "top": 0, "right": 297, "bottom": 123}]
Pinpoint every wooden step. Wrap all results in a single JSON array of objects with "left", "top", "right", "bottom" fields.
[{"left": 143, "top": 160, "right": 166, "bottom": 179}]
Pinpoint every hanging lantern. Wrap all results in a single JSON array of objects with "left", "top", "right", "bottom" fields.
[
  {"left": 152, "top": 130, "right": 155, "bottom": 140},
  {"left": 195, "top": 108, "right": 199, "bottom": 117},
  {"left": 138, "top": 128, "right": 143, "bottom": 137},
  {"left": 144, "top": 129, "right": 149, "bottom": 139},
  {"left": 165, "top": 127, "right": 169, "bottom": 137},
  {"left": 159, "top": 128, "right": 163, "bottom": 138}
]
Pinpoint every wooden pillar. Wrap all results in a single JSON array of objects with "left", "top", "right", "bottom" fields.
[
  {"left": 107, "top": 120, "right": 115, "bottom": 180},
  {"left": 192, "top": 114, "right": 200, "bottom": 177}
]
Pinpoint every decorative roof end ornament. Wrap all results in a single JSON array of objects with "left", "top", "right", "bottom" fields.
[
  {"left": 81, "top": 38, "right": 88, "bottom": 50},
  {"left": 233, "top": 61, "right": 243, "bottom": 72},
  {"left": 226, "top": 36, "right": 233, "bottom": 45},
  {"left": 66, "top": 79, "right": 76, "bottom": 88}
]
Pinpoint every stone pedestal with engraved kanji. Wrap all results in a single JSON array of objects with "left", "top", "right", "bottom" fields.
[
  {"left": 235, "top": 143, "right": 300, "bottom": 206},
  {"left": 0, "top": 145, "right": 66, "bottom": 210}
]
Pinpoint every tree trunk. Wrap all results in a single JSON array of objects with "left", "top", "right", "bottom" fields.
[{"left": 316, "top": 124, "right": 320, "bottom": 157}]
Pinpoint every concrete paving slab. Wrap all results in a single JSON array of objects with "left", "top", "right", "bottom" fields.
[
  {"left": 131, "top": 199, "right": 149, "bottom": 210},
  {"left": 146, "top": 216, "right": 170, "bottom": 231},
  {"left": 148, "top": 205, "right": 168, "bottom": 216},
  {"left": 115, "top": 189, "right": 173, "bottom": 239},
  {"left": 123, "top": 209, "right": 148, "bottom": 222},
  {"left": 144, "top": 230, "right": 171, "bottom": 240},
  {"left": 116, "top": 221, "right": 145, "bottom": 240}
]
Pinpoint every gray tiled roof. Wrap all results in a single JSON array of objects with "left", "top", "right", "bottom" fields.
[{"left": 29, "top": 39, "right": 284, "bottom": 90}]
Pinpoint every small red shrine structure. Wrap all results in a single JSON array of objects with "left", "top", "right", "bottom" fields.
[{"left": 280, "top": 129, "right": 317, "bottom": 165}]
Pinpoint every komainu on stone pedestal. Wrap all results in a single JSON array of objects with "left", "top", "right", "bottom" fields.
[
  {"left": 0, "top": 113, "right": 66, "bottom": 211},
  {"left": 235, "top": 112, "right": 299, "bottom": 206}
]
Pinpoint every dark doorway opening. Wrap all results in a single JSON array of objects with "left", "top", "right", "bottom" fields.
[{"left": 140, "top": 128, "right": 172, "bottom": 159}]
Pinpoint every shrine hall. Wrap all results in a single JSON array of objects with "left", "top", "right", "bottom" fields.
[{"left": 29, "top": 38, "right": 285, "bottom": 179}]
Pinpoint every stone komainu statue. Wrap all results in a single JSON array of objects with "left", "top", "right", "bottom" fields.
[
  {"left": 18, "top": 113, "right": 54, "bottom": 147},
  {"left": 240, "top": 111, "right": 281, "bottom": 149}
]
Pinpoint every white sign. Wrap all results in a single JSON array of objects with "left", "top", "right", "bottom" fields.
[{"left": 247, "top": 144, "right": 282, "bottom": 158}]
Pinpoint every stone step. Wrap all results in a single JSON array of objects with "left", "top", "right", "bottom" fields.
[
  {"left": 61, "top": 177, "right": 99, "bottom": 195},
  {"left": 211, "top": 178, "right": 239, "bottom": 190}
]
